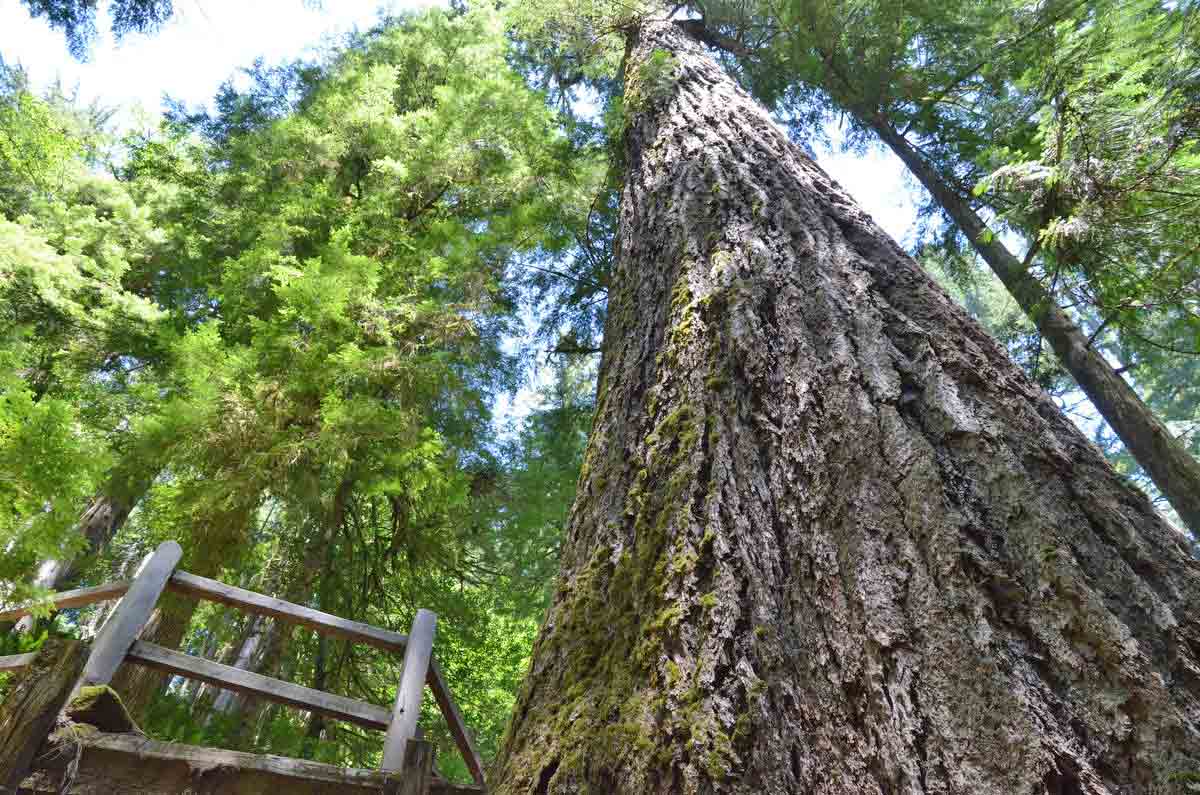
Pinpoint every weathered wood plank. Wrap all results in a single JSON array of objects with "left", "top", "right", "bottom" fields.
[
  {"left": 427, "top": 660, "right": 487, "bottom": 789},
  {"left": 167, "top": 570, "right": 411, "bottom": 652},
  {"left": 0, "top": 652, "right": 37, "bottom": 671},
  {"left": 126, "top": 640, "right": 392, "bottom": 730},
  {"left": 20, "top": 732, "right": 482, "bottom": 795},
  {"left": 75, "top": 541, "right": 181, "bottom": 692},
  {"left": 0, "top": 638, "right": 86, "bottom": 792},
  {"left": 382, "top": 609, "right": 436, "bottom": 773},
  {"left": 0, "top": 581, "right": 130, "bottom": 624}
]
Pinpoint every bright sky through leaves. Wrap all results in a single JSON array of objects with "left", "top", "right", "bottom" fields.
[
  {"left": 0, "top": 0, "right": 920, "bottom": 437},
  {"left": 0, "top": 0, "right": 919, "bottom": 241}
]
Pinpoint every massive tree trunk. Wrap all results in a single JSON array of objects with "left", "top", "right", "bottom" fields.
[
  {"left": 693, "top": 9, "right": 1200, "bottom": 535},
  {"left": 868, "top": 120, "right": 1200, "bottom": 537},
  {"left": 492, "top": 20, "right": 1200, "bottom": 794}
]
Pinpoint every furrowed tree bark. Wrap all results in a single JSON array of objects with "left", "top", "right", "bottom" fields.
[
  {"left": 0, "top": 638, "right": 86, "bottom": 792},
  {"left": 492, "top": 19, "right": 1200, "bottom": 794},
  {"left": 680, "top": 16, "right": 1200, "bottom": 536},
  {"left": 869, "top": 120, "right": 1200, "bottom": 536}
]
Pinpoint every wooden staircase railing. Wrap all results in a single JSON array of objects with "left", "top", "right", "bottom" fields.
[{"left": 0, "top": 541, "right": 487, "bottom": 793}]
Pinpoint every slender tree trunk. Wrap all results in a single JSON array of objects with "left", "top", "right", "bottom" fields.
[
  {"left": 209, "top": 614, "right": 270, "bottom": 716},
  {"left": 869, "top": 120, "right": 1200, "bottom": 536},
  {"left": 493, "top": 20, "right": 1200, "bottom": 794},
  {"left": 40, "top": 494, "right": 136, "bottom": 587},
  {"left": 302, "top": 634, "right": 329, "bottom": 756},
  {"left": 230, "top": 618, "right": 291, "bottom": 751},
  {"left": 299, "top": 482, "right": 349, "bottom": 755},
  {"left": 184, "top": 620, "right": 224, "bottom": 708},
  {"left": 13, "top": 478, "right": 149, "bottom": 632},
  {"left": 234, "top": 482, "right": 350, "bottom": 751}
]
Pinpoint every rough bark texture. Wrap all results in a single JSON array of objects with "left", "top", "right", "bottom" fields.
[
  {"left": 0, "top": 639, "right": 85, "bottom": 792},
  {"left": 869, "top": 120, "right": 1200, "bottom": 537},
  {"left": 14, "top": 492, "right": 140, "bottom": 634},
  {"left": 25, "top": 461, "right": 154, "bottom": 598},
  {"left": 51, "top": 494, "right": 138, "bottom": 589},
  {"left": 492, "top": 20, "right": 1200, "bottom": 795}
]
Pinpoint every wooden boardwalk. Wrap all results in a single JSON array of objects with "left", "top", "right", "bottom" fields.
[{"left": 1, "top": 541, "right": 488, "bottom": 794}]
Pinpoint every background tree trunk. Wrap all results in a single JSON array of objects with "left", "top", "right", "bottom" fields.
[
  {"left": 869, "top": 119, "right": 1200, "bottom": 536},
  {"left": 492, "top": 19, "right": 1200, "bottom": 794},
  {"left": 13, "top": 479, "right": 147, "bottom": 633},
  {"left": 42, "top": 493, "right": 136, "bottom": 588},
  {"left": 0, "top": 638, "right": 86, "bottom": 791},
  {"left": 231, "top": 618, "right": 292, "bottom": 751},
  {"left": 209, "top": 613, "right": 271, "bottom": 717},
  {"left": 302, "top": 634, "right": 329, "bottom": 757}
]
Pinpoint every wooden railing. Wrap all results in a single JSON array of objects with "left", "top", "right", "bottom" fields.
[{"left": 1, "top": 541, "right": 487, "bottom": 791}]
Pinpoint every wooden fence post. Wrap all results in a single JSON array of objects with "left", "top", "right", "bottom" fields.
[
  {"left": 381, "top": 609, "right": 436, "bottom": 774},
  {"left": 395, "top": 738, "right": 434, "bottom": 795},
  {"left": 74, "top": 541, "right": 182, "bottom": 695},
  {"left": 0, "top": 638, "right": 86, "bottom": 793}
]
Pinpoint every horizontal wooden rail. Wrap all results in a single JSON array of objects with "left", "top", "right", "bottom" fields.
[
  {"left": 0, "top": 652, "right": 37, "bottom": 671},
  {"left": 167, "top": 571, "right": 410, "bottom": 652},
  {"left": 0, "top": 581, "right": 130, "bottom": 623},
  {"left": 5, "top": 555, "right": 488, "bottom": 790},
  {"left": 126, "top": 641, "right": 392, "bottom": 730}
]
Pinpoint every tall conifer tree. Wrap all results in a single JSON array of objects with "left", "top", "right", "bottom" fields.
[{"left": 494, "top": 19, "right": 1200, "bottom": 792}]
